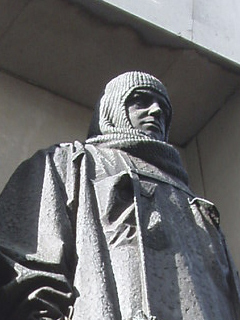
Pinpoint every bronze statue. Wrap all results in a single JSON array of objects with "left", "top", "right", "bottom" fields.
[{"left": 0, "top": 71, "right": 239, "bottom": 320}]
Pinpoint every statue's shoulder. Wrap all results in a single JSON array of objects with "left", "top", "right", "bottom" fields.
[
  {"left": 5, "top": 141, "right": 86, "bottom": 186},
  {"left": 30, "top": 140, "right": 86, "bottom": 162},
  {"left": 54, "top": 140, "right": 85, "bottom": 159},
  {"left": 58, "top": 140, "right": 85, "bottom": 153},
  {"left": 0, "top": 141, "right": 86, "bottom": 198}
]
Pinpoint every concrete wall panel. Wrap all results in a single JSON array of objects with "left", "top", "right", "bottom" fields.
[
  {"left": 184, "top": 137, "right": 205, "bottom": 196},
  {"left": 0, "top": 72, "right": 92, "bottom": 192},
  {"left": 103, "top": 0, "right": 193, "bottom": 40},
  {"left": 193, "top": 0, "right": 240, "bottom": 61},
  {"left": 103, "top": 0, "right": 240, "bottom": 64},
  {"left": 190, "top": 89, "right": 240, "bottom": 270},
  {"left": 0, "top": 0, "right": 29, "bottom": 38}
]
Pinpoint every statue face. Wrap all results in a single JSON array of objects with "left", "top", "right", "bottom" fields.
[{"left": 125, "top": 89, "right": 170, "bottom": 141}]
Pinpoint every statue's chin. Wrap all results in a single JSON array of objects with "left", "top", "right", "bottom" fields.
[{"left": 144, "top": 131, "right": 165, "bottom": 141}]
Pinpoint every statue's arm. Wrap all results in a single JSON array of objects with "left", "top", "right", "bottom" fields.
[{"left": 0, "top": 142, "right": 84, "bottom": 320}]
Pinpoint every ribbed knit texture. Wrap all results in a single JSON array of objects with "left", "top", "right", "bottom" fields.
[
  {"left": 88, "top": 71, "right": 171, "bottom": 138},
  {"left": 86, "top": 71, "right": 188, "bottom": 184}
]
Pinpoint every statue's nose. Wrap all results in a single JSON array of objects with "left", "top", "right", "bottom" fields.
[{"left": 148, "top": 101, "right": 162, "bottom": 116}]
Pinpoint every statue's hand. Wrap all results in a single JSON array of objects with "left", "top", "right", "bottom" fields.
[{"left": 9, "top": 286, "right": 74, "bottom": 320}]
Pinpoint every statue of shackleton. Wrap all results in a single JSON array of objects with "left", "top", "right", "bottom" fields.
[{"left": 0, "top": 71, "right": 239, "bottom": 320}]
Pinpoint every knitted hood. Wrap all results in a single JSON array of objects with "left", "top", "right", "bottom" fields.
[{"left": 87, "top": 71, "right": 172, "bottom": 141}]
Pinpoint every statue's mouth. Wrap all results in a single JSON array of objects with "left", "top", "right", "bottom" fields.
[{"left": 142, "top": 120, "right": 162, "bottom": 132}]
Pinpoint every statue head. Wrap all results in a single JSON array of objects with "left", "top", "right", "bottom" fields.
[
  {"left": 88, "top": 71, "right": 172, "bottom": 141},
  {"left": 125, "top": 88, "right": 171, "bottom": 141}
]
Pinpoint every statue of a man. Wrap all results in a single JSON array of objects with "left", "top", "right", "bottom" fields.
[{"left": 0, "top": 71, "right": 239, "bottom": 320}]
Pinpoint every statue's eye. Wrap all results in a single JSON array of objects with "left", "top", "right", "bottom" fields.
[
  {"left": 137, "top": 94, "right": 152, "bottom": 107},
  {"left": 126, "top": 93, "right": 152, "bottom": 108}
]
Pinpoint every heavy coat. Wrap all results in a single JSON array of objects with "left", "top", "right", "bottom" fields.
[{"left": 0, "top": 141, "right": 239, "bottom": 320}]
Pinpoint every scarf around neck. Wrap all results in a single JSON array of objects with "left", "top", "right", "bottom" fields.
[{"left": 86, "top": 133, "right": 188, "bottom": 185}]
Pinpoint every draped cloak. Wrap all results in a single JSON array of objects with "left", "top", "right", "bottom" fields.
[
  {"left": 0, "top": 71, "right": 239, "bottom": 319},
  {"left": 0, "top": 140, "right": 239, "bottom": 320}
]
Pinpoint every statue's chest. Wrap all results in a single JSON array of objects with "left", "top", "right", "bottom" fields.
[
  {"left": 93, "top": 154, "right": 191, "bottom": 252},
  {"left": 90, "top": 151, "right": 233, "bottom": 320}
]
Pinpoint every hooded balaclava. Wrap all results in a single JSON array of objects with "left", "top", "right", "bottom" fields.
[
  {"left": 87, "top": 71, "right": 172, "bottom": 141},
  {"left": 86, "top": 71, "right": 188, "bottom": 185}
]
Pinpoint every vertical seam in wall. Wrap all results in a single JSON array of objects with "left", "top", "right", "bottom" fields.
[
  {"left": 196, "top": 136, "right": 206, "bottom": 197},
  {"left": 191, "top": 0, "right": 195, "bottom": 41}
]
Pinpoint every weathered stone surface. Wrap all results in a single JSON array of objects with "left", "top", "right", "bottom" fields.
[{"left": 0, "top": 72, "right": 239, "bottom": 319}]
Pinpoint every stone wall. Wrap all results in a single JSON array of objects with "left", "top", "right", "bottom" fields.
[
  {"left": 0, "top": 71, "right": 92, "bottom": 192},
  {"left": 102, "top": 0, "right": 240, "bottom": 64},
  {"left": 185, "top": 89, "right": 240, "bottom": 270}
]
